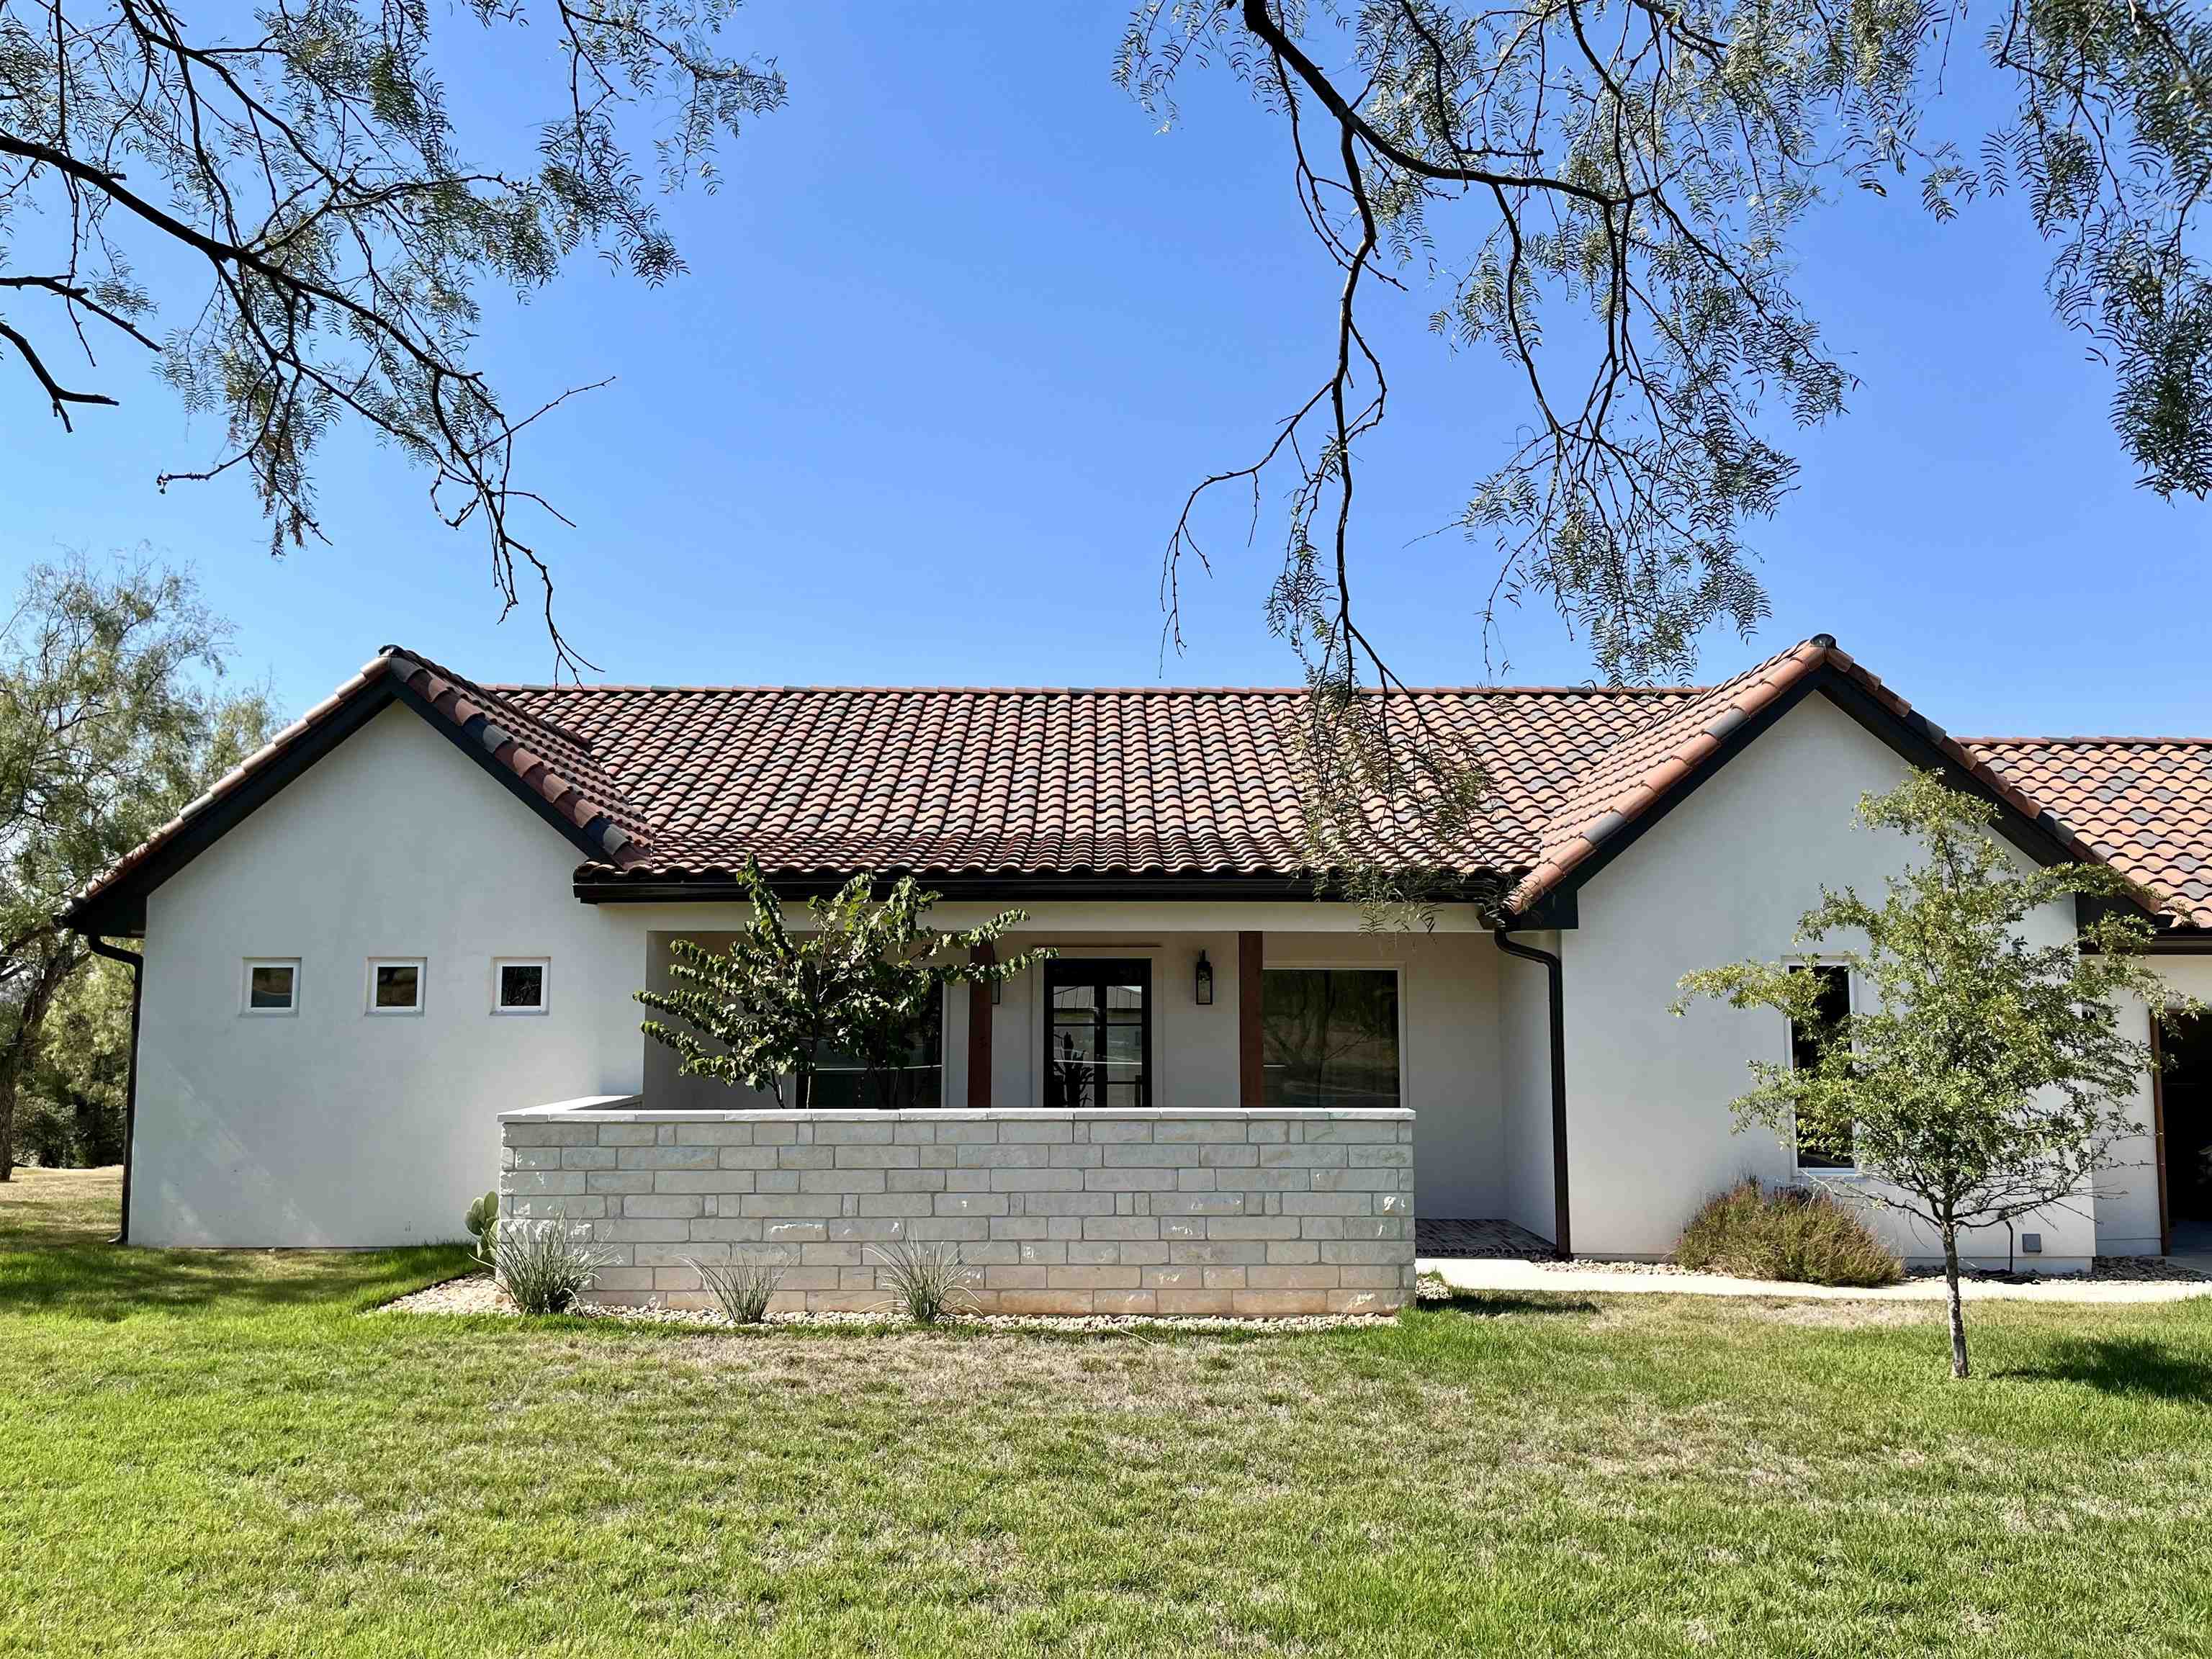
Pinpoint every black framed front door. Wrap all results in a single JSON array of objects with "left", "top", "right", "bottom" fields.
[{"left": 1043, "top": 958, "right": 1151, "bottom": 1109}]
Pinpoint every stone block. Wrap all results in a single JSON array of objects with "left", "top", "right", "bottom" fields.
[
  {"left": 855, "top": 1193, "right": 935, "bottom": 1218},
  {"left": 1247, "top": 1264, "right": 1341, "bottom": 1290},
  {"left": 1231, "top": 1289, "right": 1330, "bottom": 1316},
  {"left": 1046, "top": 1264, "right": 1143, "bottom": 1290},
  {"left": 990, "top": 1167, "right": 1086, "bottom": 1192},
  {"left": 588, "top": 1171, "right": 655, "bottom": 1195},
  {"left": 999, "top": 1120, "right": 1074, "bottom": 1143},
  {"left": 621, "top": 1195, "right": 704, "bottom": 1219},
  {"left": 616, "top": 1145, "right": 719, "bottom": 1171},
  {"left": 799, "top": 1169, "right": 888, "bottom": 1195},
  {"left": 834, "top": 1144, "right": 920, "bottom": 1169},
  {"left": 673, "top": 1123, "right": 757, "bottom": 1146},
  {"left": 1154, "top": 1290, "right": 1236, "bottom": 1316}
]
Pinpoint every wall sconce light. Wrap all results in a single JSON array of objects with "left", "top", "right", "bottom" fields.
[
  {"left": 989, "top": 976, "right": 1002, "bottom": 1006},
  {"left": 1195, "top": 950, "right": 1214, "bottom": 1006}
]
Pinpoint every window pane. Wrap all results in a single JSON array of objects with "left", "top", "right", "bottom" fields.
[
  {"left": 1043, "top": 960, "right": 1148, "bottom": 1110},
  {"left": 249, "top": 965, "right": 293, "bottom": 1010},
  {"left": 374, "top": 964, "right": 420, "bottom": 1009},
  {"left": 1262, "top": 969, "right": 1400, "bottom": 1110},
  {"left": 498, "top": 963, "right": 544, "bottom": 1009},
  {"left": 1790, "top": 965, "right": 1854, "bottom": 1168},
  {"left": 810, "top": 993, "right": 942, "bottom": 1109}
]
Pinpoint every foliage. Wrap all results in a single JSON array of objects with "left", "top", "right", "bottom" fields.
[
  {"left": 490, "top": 1214, "right": 615, "bottom": 1315},
  {"left": 1674, "top": 1178, "right": 1903, "bottom": 1287},
  {"left": 636, "top": 858, "right": 1048, "bottom": 1108},
  {"left": 688, "top": 1249, "right": 787, "bottom": 1323},
  {"left": 870, "top": 1236, "right": 975, "bottom": 1324},
  {"left": 464, "top": 1190, "right": 500, "bottom": 1269},
  {"left": 12, "top": 949, "right": 132, "bottom": 1167},
  {"left": 1676, "top": 770, "right": 2178, "bottom": 1375},
  {"left": 0, "top": 0, "right": 785, "bottom": 669},
  {"left": 0, "top": 552, "right": 276, "bottom": 1177},
  {"left": 1118, "top": 1, "right": 2212, "bottom": 890}
]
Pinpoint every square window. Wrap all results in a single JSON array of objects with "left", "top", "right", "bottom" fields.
[
  {"left": 367, "top": 958, "right": 425, "bottom": 1015},
  {"left": 243, "top": 959, "right": 298, "bottom": 1015},
  {"left": 494, "top": 958, "right": 549, "bottom": 1015}
]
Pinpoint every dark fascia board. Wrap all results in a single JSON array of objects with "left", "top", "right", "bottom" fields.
[
  {"left": 572, "top": 870, "right": 1498, "bottom": 906},
  {"left": 65, "top": 671, "right": 619, "bottom": 938},
  {"left": 1513, "top": 664, "right": 2129, "bottom": 930}
]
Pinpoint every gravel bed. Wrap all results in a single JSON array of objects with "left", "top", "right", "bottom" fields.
[{"left": 379, "top": 1273, "right": 1398, "bottom": 1334}]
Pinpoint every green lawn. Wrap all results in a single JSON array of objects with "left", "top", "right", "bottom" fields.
[{"left": 4, "top": 1169, "right": 2211, "bottom": 1656}]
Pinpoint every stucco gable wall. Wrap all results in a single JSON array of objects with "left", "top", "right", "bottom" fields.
[
  {"left": 133, "top": 703, "right": 645, "bottom": 1246},
  {"left": 1558, "top": 693, "right": 2097, "bottom": 1267}
]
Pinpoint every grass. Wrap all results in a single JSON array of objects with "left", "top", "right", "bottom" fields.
[{"left": 3, "top": 1169, "right": 2211, "bottom": 1656}]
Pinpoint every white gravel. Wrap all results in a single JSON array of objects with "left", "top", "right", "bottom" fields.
[{"left": 377, "top": 1273, "right": 1398, "bottom": 1334}]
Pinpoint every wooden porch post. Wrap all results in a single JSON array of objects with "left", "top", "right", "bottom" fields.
[
  {"left": 966, "top": 942, "right": 994, "bottom": 1110},
  {"left": 1237, "top": 930, "right": 1264, "bottom": 1109}
]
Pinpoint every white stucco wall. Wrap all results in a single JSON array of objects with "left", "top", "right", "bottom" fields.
[
  {"left": 133, "top": 705, "right": 649, "bottom": 1246},
  {"left": 1559, "top": 692, "right": 2100, "bottom": 1269},
  {"left": 1493, "top": 929, "right": 1560, "bottom": 1244}
]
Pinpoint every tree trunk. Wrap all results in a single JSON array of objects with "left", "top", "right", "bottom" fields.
[
  {"left": 1942, "top": 1221, "right": 1969, "bottom": 1379},
  {"left": 0, "top": 942, "right": 76, "bottom": 1181}
]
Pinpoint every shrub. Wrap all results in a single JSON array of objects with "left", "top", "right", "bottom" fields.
[
  {"left": 464, "top": 1190, "right": 500, "bottom": 1267},
  {"left": 1675, "top": 1179, "right": 1902, "bottom": 1287},
  {"left": 871, "top": 1238, "right": 976, "bottom": 1323},
  {"left": 492, "top": 1215, "right": 616, "bottom": 1314},
  {"left": 688, "top": 1250, "right": 789, "bottom": 1323}
]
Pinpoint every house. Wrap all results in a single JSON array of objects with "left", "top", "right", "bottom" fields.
[{"left": 60, "top": 634, "right": 2212, "bottom": 1312}]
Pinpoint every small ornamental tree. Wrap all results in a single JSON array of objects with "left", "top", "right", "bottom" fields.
[
  {"left": 637, "top": 859, "right": 1047, "bottom": 1108},
  {"left": 1676, "top": 770, "right": 2180, "bottom": 1379}
]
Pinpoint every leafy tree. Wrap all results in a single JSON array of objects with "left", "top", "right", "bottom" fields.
[
  {"left": 637, "top": 859, "right": 1048, "bottom": 1109},
  {"left": 1676, "top": 770, "right": 2179, "bottom": 1377},
  {"left": 0, "top": 0, "right": 784, "bottom": 670},
  {"left": 14, "top": 948, "right": 132, "bottom": 1166},
  {"left": 0, "top": 552, "right": 276, "bottom": 1177},
  {"left": 1118, "top": 1, "right": 2212, "bottom": 871}
]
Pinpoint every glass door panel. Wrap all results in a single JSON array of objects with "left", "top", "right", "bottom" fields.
[{"left": 1043, "top": 958, "right": 1151, "bottom": 1109}]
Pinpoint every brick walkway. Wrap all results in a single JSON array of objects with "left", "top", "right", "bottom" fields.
[{"left": 1415, "top": 1218, "right": 1555, "bottom": 1259}]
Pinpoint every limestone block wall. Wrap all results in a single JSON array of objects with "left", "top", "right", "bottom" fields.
[{"left": 498, "top": 1101, "right": 1416, "bottom": 1316}]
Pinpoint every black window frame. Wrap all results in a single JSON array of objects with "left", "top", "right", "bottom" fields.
[
  {"left": 1259, "top": 966, "right": 1404, "bottom": 1111},
  {"left": 1041, "top": 958, "right": 1152, "bottom": 1110}
]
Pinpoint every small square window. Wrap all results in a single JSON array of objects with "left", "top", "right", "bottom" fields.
[
  {"left": 367, "top": 958, "right": 425, "bottom": 1015},
  {"left": 243, "top": 959, "right": 298, "bottom": 1015},
  {"left": 493, "top": 958, "right": 549, "bottom": 1015}
]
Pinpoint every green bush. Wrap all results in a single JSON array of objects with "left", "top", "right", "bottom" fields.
[{"left": 1674, "top": 1179, "right": 1902, "bottom": 1287}]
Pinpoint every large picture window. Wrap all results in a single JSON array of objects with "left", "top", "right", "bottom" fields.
[
  {"left": 811, "top": 997, "right": 944, "bottom": 1110},
  {"left": 1043, "top": 958, "right": 1151, "bottom": 1110},
  {"left": 1789, "top": 963, "right": 1856, "bottom": 1169},
  {"left": 1262, "top": 968, "right": 1401, "bottom": 1110}
]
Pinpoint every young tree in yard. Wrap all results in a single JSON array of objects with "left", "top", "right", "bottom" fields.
[
  {"left": 0, "top": 0, "right": 784, "bottom": 672},
  {"left": 637, "top": 859, "right": 1048, "bottom": 1109},
  {"left": 0, "top": 554, "right": 276, "bottom": 1178},
  {"left": 1676, "top": 770, "right": 2177, "bottom": 1378}
]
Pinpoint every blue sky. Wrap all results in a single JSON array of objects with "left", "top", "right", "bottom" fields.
[{"left": 3, "top": 5, "right": 2207, "bottom": 737}]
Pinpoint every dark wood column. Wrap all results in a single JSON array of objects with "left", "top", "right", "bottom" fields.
[
  {"left": 966, "top": 942, "right": 995, "bottom": 1109},
  {"left": 1237, "top": 930, "right": 1264, "bottom": 1108}
]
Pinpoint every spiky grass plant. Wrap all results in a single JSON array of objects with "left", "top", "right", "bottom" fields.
[
  {"left": 493, "top": 1215, "right": 617, "bottom": 1315},
  {"left": 871, "top": 1238, "right": 976, "bottom": 1324},
  {"left": 688, "top": 1249, "right": 789, "bottom": 1323}
]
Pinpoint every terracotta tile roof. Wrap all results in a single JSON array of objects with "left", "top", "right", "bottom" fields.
[
  {"left": 1501, "top": 636, "right": 2138, "bottom": 917},
  {"left": 65, "top": 634, "right": 2212, "bottom": 932},
  {"left": 1962, "top": 738, "right": 2212, "bottom": 929},
  {"left": 489, "top": 679, "right": 1701, "bottom": 886}
]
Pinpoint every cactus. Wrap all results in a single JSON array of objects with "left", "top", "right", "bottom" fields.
[{"left": 464, "top": 1190, "right": 499, "bottom": 1267}]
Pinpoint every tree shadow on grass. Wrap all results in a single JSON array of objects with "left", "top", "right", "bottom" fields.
[
  {"left": 0, "top": 1241, "right": 473, "bottom": 1320},
  {"left": 1413, "top": 1288, "right": 1601, "bottom": 1318},
  {"left": 1995, "top": 1337, "right": 2212, "bottom": 1403}
]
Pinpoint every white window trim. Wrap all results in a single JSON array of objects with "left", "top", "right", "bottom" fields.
[
  {"left": 492, "top": 956, "right": 551, "bottom": 1017},
  {"left": 365, "top": 956, "right": 427, "bottom": 1017},
  {"left": 1256, "top": 959, "right": 1408, "bottom": 1111},
  {"left": 1784, "top": 957, "right": 1860, "bottom": 1176},
  {"left": 240, "top": 957, "right": 300, "bottom": 1017}
]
